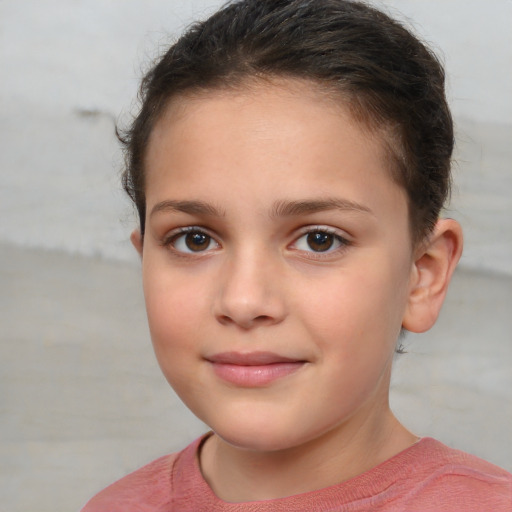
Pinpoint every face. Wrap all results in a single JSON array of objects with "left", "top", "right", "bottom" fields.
[{"left": 139, "top": 80, "right": 416, "bottom": 453}]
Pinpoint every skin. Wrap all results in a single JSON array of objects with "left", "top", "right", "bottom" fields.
[{"left": 132, "top": 79, "right": 463, "bottom": 502}]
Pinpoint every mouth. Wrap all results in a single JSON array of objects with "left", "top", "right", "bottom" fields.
[{"left": 205, "top": 351, "right": 307, "bottom": 387}]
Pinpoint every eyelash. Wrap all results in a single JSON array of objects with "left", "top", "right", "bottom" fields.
[
  {"left": 161, "top": 225, "right": 351, "bottom": 258},
  {"left": 161, "top": 226, "right": 220, "bottom": 256},
  {"left": 291, "top": 226, "right": 351, "bottom": 259}
]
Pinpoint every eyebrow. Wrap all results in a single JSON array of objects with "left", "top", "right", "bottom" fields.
[
  {"left": 270, "top": 198, "right": 373, "bottom": 218},
  {"left": 150, "top": 200, "right": 225, "bottom": 218},
  {"left": 149, "top": 197, "right": 373, "bottom": 219}
]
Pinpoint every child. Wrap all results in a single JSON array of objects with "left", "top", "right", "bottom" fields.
[{"left": 82, "top": 0, "right": 512, "bottom": 510}]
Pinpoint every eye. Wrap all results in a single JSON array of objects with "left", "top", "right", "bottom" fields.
[
  {"left": 293, "top": 228, "right": 347, "bottom": 253},
  {"left": 165, "top": 228, "right": 219, "bottom": 254}
]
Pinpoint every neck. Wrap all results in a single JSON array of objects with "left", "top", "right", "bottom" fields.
[{"left": 200, "top": 407, "right": 417, "bottom": 503}]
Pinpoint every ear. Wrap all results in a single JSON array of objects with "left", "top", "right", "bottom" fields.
[
  {"left": 402, "top": 218, "right": 463, "bottom": 333},
  {"left": 130, "top": 229, "right": 144, "bottom": 257}
]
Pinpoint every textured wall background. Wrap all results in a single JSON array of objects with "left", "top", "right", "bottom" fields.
[{"left": 1, "top": 2, "right": 511, "bottom": 511}]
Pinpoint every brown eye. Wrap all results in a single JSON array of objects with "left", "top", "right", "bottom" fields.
[
  {"left": 292, "top": 228, "right": 347, "bottom": 255},
  {"left": 169, "top": 229, "right": 219, "bottom": 253},
  {"left": 306, "top": 231, "right": 335, "bottom": 252},
  {"left": 185, "top": 232, "right": 211, "bottom": 252}
]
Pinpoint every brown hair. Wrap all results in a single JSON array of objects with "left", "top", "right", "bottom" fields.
[{"left": 120, "top": 0, "right": 453, "bottom": 245}]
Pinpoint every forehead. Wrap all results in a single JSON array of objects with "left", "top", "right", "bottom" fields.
[
  {"left": 147, "top": 78, "right": 383, "bottom": 171},
  {"left": 144, "top": 78, "right": 407, "bottom": 222}
]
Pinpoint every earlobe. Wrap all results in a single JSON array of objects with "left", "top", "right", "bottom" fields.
[
  {"left": 130, "top": 229, "right": 144, "bottom": 257},
  {"left": 402, "top": 218, "right": 463, "bottom": 333}
]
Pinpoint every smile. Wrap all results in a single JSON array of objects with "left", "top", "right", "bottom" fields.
[{"left": 206, "top": 351, "right": 306, "bottom": 387}]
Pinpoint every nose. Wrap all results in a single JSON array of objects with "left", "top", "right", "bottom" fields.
[{"left": 213, "top": 248, "right": 287, "bottom": 329}]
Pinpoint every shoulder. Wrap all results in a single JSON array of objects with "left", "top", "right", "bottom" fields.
[
  {"left": 399, "top": 438, "right": 512, "bottom": 511},
  {"left": 80, "top": 453, "right": 178, "bottom": 511},
  {"left": 80, "top": 436, "right": 205, "bottom": 512}
]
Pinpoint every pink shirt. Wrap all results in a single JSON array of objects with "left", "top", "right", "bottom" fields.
[{"left": 81, "top": 435, "right": 512, "bottom": 511}]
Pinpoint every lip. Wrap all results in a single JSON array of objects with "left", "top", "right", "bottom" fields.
[{"left": 206, "top": 351, "right": 306, "bottom": 387}]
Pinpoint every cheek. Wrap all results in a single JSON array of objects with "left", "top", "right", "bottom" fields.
[
  {"left": 142, "top": 267, "right": 206, "bottom": 362},
  {"left": 297, "top": 261, "right": 409, "bottom": 354},
  {"left": 143, "top": 283, "right": 208, "bottom": 404}
]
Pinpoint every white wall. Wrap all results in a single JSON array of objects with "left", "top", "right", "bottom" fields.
[{"left": 1, "top": 0, "right": 511, "bottom": 273}]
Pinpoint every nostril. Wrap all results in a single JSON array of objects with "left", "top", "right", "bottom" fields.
[
  {"left": 216, "top": 313, "right": 276, "bottom": 328},
  {"left": 217, "top": 314, "right": 233, "bottom": 326},
  {"left": 254, "top": 315, "right": 272, "bottom": 323}
]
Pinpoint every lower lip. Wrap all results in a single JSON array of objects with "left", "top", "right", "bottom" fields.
[{"left": 210, "top": 362, "right": 304, "bottom": 387}]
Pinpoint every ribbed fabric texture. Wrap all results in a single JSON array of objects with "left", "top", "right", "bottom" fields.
[{"left": 81, "top": 434, "right": 512, "bottom": 511}]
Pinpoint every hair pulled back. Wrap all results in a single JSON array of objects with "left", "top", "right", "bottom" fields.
[{"left": 120, "top": 0, "right": 453, "bottom": 245}]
